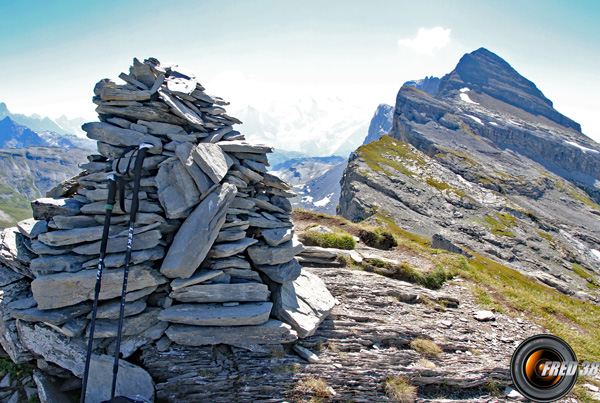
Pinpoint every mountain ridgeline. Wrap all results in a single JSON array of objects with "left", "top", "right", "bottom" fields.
[
  {"left": 339, "top": 48, "right": 600, "bottom": 299},
  {"left": 0, "top": 105, "right": 93, "bottom": 228}
]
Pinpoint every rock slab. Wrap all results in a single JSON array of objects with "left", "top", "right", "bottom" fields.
[{"left": 271, "top": 271, "right": 336, "bottom": 338}]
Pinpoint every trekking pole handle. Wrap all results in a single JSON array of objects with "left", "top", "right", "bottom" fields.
[{"left": 106, "top": 174, "right": 117, "bottom": 207}]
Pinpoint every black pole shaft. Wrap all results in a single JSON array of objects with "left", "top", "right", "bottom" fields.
[
  {"left": 111, "top": 146, "right": 149, "bottom": 398},
  {"left": 80, "top": 175, "right": 117, "bottom": 403}
]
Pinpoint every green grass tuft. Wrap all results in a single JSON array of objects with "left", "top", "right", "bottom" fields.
[
  {"left": 299, "top": 230, "right": 356, "bottom": 250},
  {"left": 384, "top": 376, "right": 418, "bottom": 402},
  {"left": 362, "top": 259, "right": 452, "bottom": 290}
]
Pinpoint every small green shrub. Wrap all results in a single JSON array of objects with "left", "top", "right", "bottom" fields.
[
  {"left": 358, "top": 228, "right": 398, "bottom": 249},
  {"left": 299, "top": 230, "right": 356, "bottom": 250},
  {"left": 362, "top": 259, "right": 452, "bottom": 289},
  {"left": 0, "top": 358, "right": 33, "bottom": 377}
]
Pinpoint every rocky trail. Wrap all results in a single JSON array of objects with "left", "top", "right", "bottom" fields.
[{"left": 141, "top": 263, "right": 557, "bottom": 402}]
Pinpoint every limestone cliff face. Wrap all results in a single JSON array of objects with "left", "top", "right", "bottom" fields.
[{"left": 339, "top": 48, "right": 600, "bottom": 299}]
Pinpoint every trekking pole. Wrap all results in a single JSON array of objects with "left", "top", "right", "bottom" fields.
[
  {"left": 110, "top": 143, "right": 152, "bottom": 398},
  {"left": 81, "top": 174, "right": 118, "bottom": 403}
]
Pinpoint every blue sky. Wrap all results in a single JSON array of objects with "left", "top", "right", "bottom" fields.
[{"left": 1, "top": 0, "right": 599, "bottom": 141}]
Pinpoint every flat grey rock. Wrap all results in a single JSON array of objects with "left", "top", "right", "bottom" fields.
[
  {"left": 82, "top": 246, "right": 165, "bottom": 269},
  {"left": 87, "top": 298, "right": 147, "bottom": 320},
  {"left": 216, "top": 228, "right": 246, "bottom": 242},
  {"left": 105, "top": 335, "right": 151, "bottom": 359},
  {"left": 17, "top": 321, "right": 85, "bottom": 376},
  {"left": 191, "top": 143, "right": 233, "bottom": 184},
  {"left": 159, "top": 89, "right": 205, "bottom": 130},
  {"left": 160, "top": 183, "right": 237, "bottom": 279},
  {"left": 82, "top": 121, "right": 162, "bottom": 154},
  {"left": 0, "top": 228, "right": 35, "bottom": 276},
  {"left": 261, "top": 227, "right": 294, "bottom": 246},
  {"left": 10, "top": 302, "right": 91, "bottom": 325},
  {"left": 89, "top": 308, "right": 160, "bottom": 338},
  {"left": 271, "top": 271, "right": 336, "bottom": 338},
  {"left": 170, "top": 270, "right": 224, "bottom": 290},
  {"left": 80, "top": 200, "right": 163, "bottom": 215},
  {"left": 33, "top": 371, "right": 73, "bottom": 403},
  {"left": 169, "top": 283, "right": 270, "bottom": 303},
  {"left": 247, "top": 216, "right": 291, "bottom": 229},
  {"left": 30, "top": 253, "right": 92, "bottom": 276},
  {"left": 474, "top": 310, "right": 495, "bottom": 322},
  {"left": 31, "top": 264, "right": 167, "bottom": 310},
  {"left": 175, "top": 142, "right": 214, "bottom": 193},
  {"left": 83, "top": 353, "right": 155, "bottom": 403},
  {"left": 231, "top": 152, "right": 270, "bottom": 165},
  {"left": 208, "top": 237, "right": 258, "bottom": 259},
  {"left": 249, "top": 197, "right": 285, "bottom": 213},
  {"left": 233, "top": 164, "right": 263, "bottom": 183},
  {"left": 0, "top": 264, "right": 24, "bottom": 287},
  {"left": 158, "top": 302, "right": 272, "bottom": 326},
  {"left": 247, "top": 237, "right": 304, "bottom": 265},
  {"left": 217, "top": 141, "right": 274, "bottom": 154},
  {"left": 0, "top": 280, "right": 33, "bottom": 364},
  {"left": 208, "top": 257, "right": 251, "bottom": 270},
  {"left": 166, "top": 319, "right": 297, "bottom": 347},
  {"left": 31, "top": 198, "right": 82, "bottom": 220},
  {"left": 156, "top": 158, "right": 200, "bottom": 219},
  {"left": 294, "top": 344, "right": 320, "bottom": 363},
  {"left": 224, "top": 268, "right": 262, "bottom": 282},
  {"left": 231, "top": 197, "right": 255, "bottom": 210},
  {"left": 269, "top": 195, "right": 293, "bottom": 212},
  {"left": 72, "top": 229, "right": 162, "bottom": 255},
  {"left": 263, "top": 173, "right": 292, "bottom": 190},
  {"left": 254, "top": 258, "right": 302, "bottom": 283},
  {"left": 96, "top": 103, "right": 186, "bottom": 127},
  {"left": 138, "top": 119, "right": 184, "bottom": 135},
  {"left": 51, "top": 215, "right": 98, "bottom": 230},
  {"left": 242, "top": 159, "right": 268, "bottom": 173},
  {"left": 37, "top": 225, "right": 124, "bottom": 247},
  {"left": 17, "top": 218, "right": 48, "bottom": 238},
  {"left": 61, "top": 317, "right": 88, "bottom": 338}
]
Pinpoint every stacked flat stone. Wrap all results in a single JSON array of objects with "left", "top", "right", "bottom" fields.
[{"left": 0, "top": 58, "right": 335, "bottom": 384}]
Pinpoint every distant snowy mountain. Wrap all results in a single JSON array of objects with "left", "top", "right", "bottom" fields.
[
  {"left": 231, "top": 96, "right": 371, "bottom": 157},
  {"left": 0, "top": 102, "right": 87, "bottom": 137},
  {"left": 270, "top": 156, "right": 347, "bottom": 214},
  {"left": 0, "top": 117, "right": 94, "bottom": 150},
  {"left": 292, "top": 161, "right": 347, "bottom": 214},
  {"left": 271, "top": 156, "right": 345, "bottom": 185},
  {"left": 54, "top": 115, "right": 88, "bottom": 137}
]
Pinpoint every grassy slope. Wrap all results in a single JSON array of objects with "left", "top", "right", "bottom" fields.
[{"left": 295, "top": 209, "right": 600, "bottom": 398}]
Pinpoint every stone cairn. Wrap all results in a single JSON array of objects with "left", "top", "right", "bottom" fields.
[{"left": 0, "top": 58, "right": 335, "bottom": 401}]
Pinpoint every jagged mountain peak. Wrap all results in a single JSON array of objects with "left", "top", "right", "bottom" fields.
[
  {"left": 403, "top": 76, "right": 440, "bottom": 96},
  {"left": 438, "top": 48, "right": 580, "bottom": 131},
  {"left": 339, "top": 48, "right": 600, "bottom": 300}
]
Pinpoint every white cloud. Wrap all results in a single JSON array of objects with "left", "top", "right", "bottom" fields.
[{"left": 398, "top": 27, "right": 452, "bottom": 55}]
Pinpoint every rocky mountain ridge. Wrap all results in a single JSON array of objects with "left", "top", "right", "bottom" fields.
[
  {"left": 0, "top": 116, "right": 94, "bottom": 150},
  {"left": 339, "top": 48, "right": 600, "bottom": 299}
]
